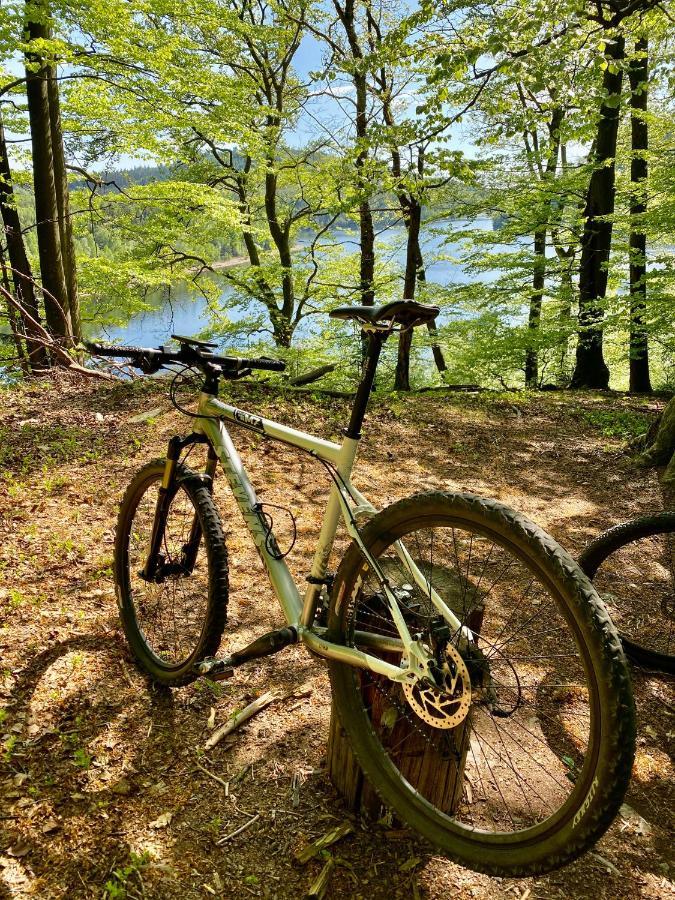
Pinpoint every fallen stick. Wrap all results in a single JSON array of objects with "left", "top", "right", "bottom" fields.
[
  {"left": 204, "top": 691, "right": 277, "bottom": 750},
  {"left": 217, "top": 813, "right": 260, "bottom": 844},
  {"left": 193, "top": 760, "right": 229, "bottom": 792},
  {"left": 289, "top": 363, "right": 336, "bottom": 387},
  {"left": 306, "top": 857, "right": 335, "bottom": 899},
  {"left": 295, "top": 822, "right": 354, "bottom": 865}
]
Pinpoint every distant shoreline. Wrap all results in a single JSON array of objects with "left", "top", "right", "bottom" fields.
[{"left": 210, "top": 254, "right": 249, "bottom": 270}]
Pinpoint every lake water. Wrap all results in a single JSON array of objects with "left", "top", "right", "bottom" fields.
[{"left": 102, "top": 218, "right": 505, "bottom": 348}]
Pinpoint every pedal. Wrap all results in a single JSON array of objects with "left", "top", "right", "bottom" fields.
[{"left": 194, "top": 657, "right": 235, "bottom": 680}]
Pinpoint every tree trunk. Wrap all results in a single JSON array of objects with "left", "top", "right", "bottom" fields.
[
  {"left": 525, "top": 227, "right": 546, "bottom": 387},
  {"left": 394, "top": 199, "right": 422, "bottom": 391},
  {"left": 0, "top": 110, "right": 48, "bottom": 371},
  {"left": 24, "top": 7, "right": 73, "bottom": 346},
  {"left": 233, "top": 165, "right": 288, "bottom": 346},
  {"left": 570, "top": 35, "right": 625, "bottom": 389},
  {"left": 47, "top": 64, "right": 81, "bottom": 341},
  {"left": 0, "top": 248, "right": 30, "bottom": 374},
  {"left": 556, "top": 262, "right": 574, "bottom": 386},
  {"left": 628, "top": 36, "right": 651, "bottom": 394},
  {"left": 638, "top": 396, "right": 675, "bottom": 468},
  {"left": 333, "top": 0, "right": 375, "bottom": 316}
]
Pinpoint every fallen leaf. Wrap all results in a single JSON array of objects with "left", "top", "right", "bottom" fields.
[
  {"left": 42, "top": 820, "right": 60, "bottom": 835},
  {"left": 207, "top": 707, "right": 216, "bottom": 730},
  {"left": 399, "top": 856, "right": 421, "bottom": 873},
  {"left": 6, "top": 841, "right": 30, "bottom": 858},
  {"left": 149, "top": 811, "right": 173, "bottom": 829},
  {"left": 110, "top": 778, "right": 133, "bottom": 796},
  {"left": 147, "top": 781, "right": 167, "bottom": 796}
]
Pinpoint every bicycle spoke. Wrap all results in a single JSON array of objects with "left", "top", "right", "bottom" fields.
[{"left": 345, "top": 519, "right": 594, "bottom": 836}]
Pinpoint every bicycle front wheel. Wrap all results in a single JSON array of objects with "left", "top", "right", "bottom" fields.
[
  {"left": 579, "top": 513, "right": 675, "bottom": 673},
  {"left": 115, "top": 459, "right": 228, "bottom": 686},
  {"left": 328, "top": 492, "right": 635, "bottom": 876}
]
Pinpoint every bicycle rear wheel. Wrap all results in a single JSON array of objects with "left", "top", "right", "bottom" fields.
[
  {"left": 579, "top": 513, "right": 675, "bottom": 673},
  {"left": 328, "top": 492, "right": 635, "bottom": 876},
  {"left": 115, "top": 459, "right": 228, "bottom": 686}
]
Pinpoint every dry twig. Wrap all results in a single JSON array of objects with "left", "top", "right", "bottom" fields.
[
  {"left": 216, "top": 813, "right": 260, "bottom": 844},
  {"left": 204, "top": 691, "right": 278, "bottom": 750}
]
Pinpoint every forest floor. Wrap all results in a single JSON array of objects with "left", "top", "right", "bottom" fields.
[{"left": 0, "top": 374, "right": 673, "bottom": 900}]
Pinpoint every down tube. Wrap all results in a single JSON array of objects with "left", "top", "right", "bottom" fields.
[{"left": 199, "top": 416, "right": 304, "bottom": 626}]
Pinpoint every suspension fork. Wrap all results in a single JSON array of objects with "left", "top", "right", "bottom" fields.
[
  {"left": 141, "top": 434, "right": 210, "bottom": 581},
  {"left": 180, "top": 443, "right": 218, "bottom": 573}
]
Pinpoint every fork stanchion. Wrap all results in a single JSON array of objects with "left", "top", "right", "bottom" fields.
[{"left": 326, "top": 601, "right": 485, "bottom": 822}]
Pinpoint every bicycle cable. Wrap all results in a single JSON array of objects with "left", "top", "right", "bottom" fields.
[{"left": 169, "top": 365, "right": 222, "bottom": 421}]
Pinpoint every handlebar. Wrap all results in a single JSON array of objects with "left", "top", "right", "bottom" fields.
[{"left": 86, "top": 341, "right": 286, "bottom": 377}]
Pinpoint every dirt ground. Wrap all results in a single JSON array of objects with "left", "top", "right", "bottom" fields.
[{"left": 0, "top": 374, "right": 673, "bottom": 900}]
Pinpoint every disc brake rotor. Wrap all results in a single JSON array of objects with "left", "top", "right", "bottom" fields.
[{"left": 402, "top": 644, "right": 472, "bottom": 730}]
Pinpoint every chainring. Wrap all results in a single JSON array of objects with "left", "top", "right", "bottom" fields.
[{"left": 402, "top": 644, "right": 472, "bottom": 730}]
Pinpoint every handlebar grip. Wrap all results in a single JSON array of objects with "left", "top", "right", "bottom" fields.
[
  {"left": 86, "top": 342, "right": 159, "bottom": 359},
  {"left": 240, "top": 356, "right": 286, "bottom": 372}
]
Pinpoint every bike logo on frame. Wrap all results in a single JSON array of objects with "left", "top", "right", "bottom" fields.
[{"left": 233, "top": 409, "right": 264, "bottom": 432}]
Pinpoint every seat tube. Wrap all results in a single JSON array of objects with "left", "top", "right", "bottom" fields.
[{"left": 345, "top": 330, "right": 386, "bottom": 440}]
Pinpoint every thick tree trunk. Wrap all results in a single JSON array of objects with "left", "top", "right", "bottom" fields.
[
  {"left": 24, "top": 9, "right": 73, "bottom": 346},
  {"left": 638, "top": 396, "right": 675, "bottom": 468},
  {"left": 0, "top": 110, "right": 48, "bottom": 371},
  {"left": 47, "top": 65, "right": 81, "bottom": 341},
  {"left": 570, "top": 35, "right": 625, "bottom": 389},
  {"left": 628, "top": 36, "right": 651, "bottom": 393},
  {"left": 525, "top": 227, "right": 547, "bottom": 387}
]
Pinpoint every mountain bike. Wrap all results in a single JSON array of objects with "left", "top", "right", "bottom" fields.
[
  {"left": 579, "top": 512, "right": 675, "bottom": 674},
  {"left": 89, "top": 299, "right": 635, "bottom": 877}
]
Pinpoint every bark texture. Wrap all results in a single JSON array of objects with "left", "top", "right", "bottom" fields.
[
  {"left": 628, "top": 36, "right": 651, "bottom": 393},
  {"left": 25, "top": 8, "right": 72, "bottom": 344},
  {"left": 47, "top": 66, "right": 81, "bottom": 341},
  {"left": 571, "top": 35, "right": 625, "bottom": 389},
  {"left": 0, "top": 110, "right": 48, "bottom": 370}
]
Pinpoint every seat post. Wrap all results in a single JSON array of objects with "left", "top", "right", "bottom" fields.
[{"left": 345, "top": 330, "right": 387, "bottom": 440}]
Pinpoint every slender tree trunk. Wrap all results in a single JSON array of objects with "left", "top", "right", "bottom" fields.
[
  {"left": 47, "top": 64, "right": 81, "bottom": 341},
  {"left": 394, "top": 198, "right": 422, "bottom": 390},
  {"left": 525, "top": 227, "right": 547, "bottom": 387},
  {"left": 0, "top": 110, "right": 48, "bottom": 371},
  {"left": 556, "top": 260, "right": 574, "bottom": 386},
  {"left": 417, "top": 243, "right": 448, "bottom": 375},
  {"left": 628, "top": 36, "right": 651, "bottom": 393},
  {"left": 570, "top": 34, "right": 625, "bottom": 389},
  {"left": 0, "top": 248, "right": 30, "bottom": 374},
  {"left": 24, "top": 5, "right": 72, "bottom": 347},
  {"left": 334, "top": 0, "right": 375, "bottom": 312},
  {"left": 521, "top": 106, "right": 562, "bottom": 388},
  {"left": 234, "top": 164, "right": 287, "bottom": 345}
]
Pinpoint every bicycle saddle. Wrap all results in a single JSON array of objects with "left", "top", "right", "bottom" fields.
[{"left": 329, "top": 299, "right": 440, "bottom": 329}]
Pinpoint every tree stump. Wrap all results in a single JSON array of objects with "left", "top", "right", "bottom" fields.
[{"left": 327, "top": 598, "right": 484, "bottom": 822}]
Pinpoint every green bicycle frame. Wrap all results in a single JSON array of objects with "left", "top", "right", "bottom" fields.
[{"left": 194, "top": 389, "right": 467, "bottom": 686}]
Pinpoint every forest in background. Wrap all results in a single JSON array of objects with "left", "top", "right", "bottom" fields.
[{"left": 0, "top": 0, "right": 673, "bottom": 392}]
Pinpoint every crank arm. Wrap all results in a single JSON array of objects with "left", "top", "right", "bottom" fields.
[{"left": 194, "top": 626, "right": 297, "bottom": 679}]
